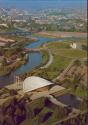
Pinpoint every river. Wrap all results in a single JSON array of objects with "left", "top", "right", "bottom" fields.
[
  {"left": 15, "top": 36, "right": 60, "bottom": 75},
  {"left": 0, "top": 36, "right": 62, "bottom": 87},
  {"left": 0, "top": 36, "right": 80, "bottom": 87}
]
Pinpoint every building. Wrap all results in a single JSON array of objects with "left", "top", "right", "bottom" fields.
[
  {"left": 6, "top": 76, "right": 65, "bottom": 99},
  {"left": 70, "top": 42, "right": 77, "bottom": 49},
  {"left": 23, "top": 76, "right": 54, "bottom": 93}
]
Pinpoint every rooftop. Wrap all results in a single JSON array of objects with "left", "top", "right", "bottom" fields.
[{"left": 23, "top": 76, "right": 54, "bottom": 92}]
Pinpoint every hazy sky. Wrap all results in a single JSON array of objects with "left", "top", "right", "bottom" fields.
[{"left": 0, "top": 0, "right": 87, "bottom": 11}]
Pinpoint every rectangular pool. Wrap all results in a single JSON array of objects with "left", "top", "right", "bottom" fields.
[{"left": 56, "top": 93, "right": 82, "bottom": 109}]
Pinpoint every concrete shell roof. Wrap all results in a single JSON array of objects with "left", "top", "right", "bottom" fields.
[{"left": 23, "top": 76, "right": 54, "bottom": 92}]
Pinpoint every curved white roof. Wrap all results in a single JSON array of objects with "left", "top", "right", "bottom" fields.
[{"left": 23, "top": 76, "right": 54, "bottom": 92}]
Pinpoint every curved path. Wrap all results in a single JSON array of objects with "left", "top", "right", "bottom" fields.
[{"left": 40, "top": 44, "right": 53, "bottom": 69}]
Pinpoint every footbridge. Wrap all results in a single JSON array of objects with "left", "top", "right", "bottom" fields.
[{"left": 24, "top": 48, "right": 42, "bottom": 52}]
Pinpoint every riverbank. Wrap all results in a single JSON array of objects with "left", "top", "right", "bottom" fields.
[
  {"left": 0, "top": 36, "right": 37, "bottom": 76},
  {"left": 33, "top": 33, "right": 57, "bottom": 38},
  {"left": 23, "top": 40, "right": 86, "bottom": 81},
  {"left": 0, "top": 36, "right": 87, "bottom": 85},
  {"left": 36, "top": 31, "right": 87, "bottom": 38}
]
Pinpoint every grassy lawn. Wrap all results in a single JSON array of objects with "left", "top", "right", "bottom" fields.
[
  {"left": 48, "top": 42, "right": 86, "bottom": 58},
  {"left": 53, "top": 49, "right": 86, "bottom": 58},
  {"left": 70, "top": 87, "right": 87, "bottom": 98},
  {"left": 41, "top": 50, "right": 49, "bottom": 66},
  {"left": 47, "top": 42, "right": 86, "bottom": 79},
  {"left": 30, "top": 41, "right": 86, "bottom": 80},
  {"left": 46, "top": 56, "right": 71, "bottom": 79}
]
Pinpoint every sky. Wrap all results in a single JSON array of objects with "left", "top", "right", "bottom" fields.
[{"left": 0, "top": 0, "right": 87, "bottom": 11}]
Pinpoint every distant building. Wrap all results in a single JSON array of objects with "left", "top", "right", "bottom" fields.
[{"left": 70, "top": 42, "right": 77, "bottom": 49}]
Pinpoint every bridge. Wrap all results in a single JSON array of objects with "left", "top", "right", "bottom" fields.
[
  {"left": 25, "top": 48, "right": 43, "bottom": 52},
  {"left": 24, "top": 48, "right": 41, "bottom": 52}
]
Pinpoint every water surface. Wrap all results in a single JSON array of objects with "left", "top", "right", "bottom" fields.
[
  {"left": 56, "top": 93, "right": 82, "bottom": 109},
  {"left": 15, "top": 36, "right": 59, "bottom": 75}
]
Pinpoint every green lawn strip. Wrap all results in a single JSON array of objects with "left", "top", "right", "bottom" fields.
[
  {"left": 48, "top": 42, "right": 70, "bottom": 49},
  {"left": 31, "top": 42, "right": 86, "bottom": 80},
  {"left": 70, "top": 87, "right": 87, "bottom": 98},
  {"left": 46, "top": 56, "right": 71, "bottom": 79},
  {"left": 55, "top": 49, "right": 86, "bottom": 59},
  {"left": 41, "top": 50, "right": 49, "bottom": 66},
  {"left": 33, "top": 33, "right": 58, "bottom": 38},
  {"left": 48, "top": 42, "right": 86, "bottom": 58}
]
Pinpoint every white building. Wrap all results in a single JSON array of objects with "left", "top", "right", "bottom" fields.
[
  {"left": 6, "top": 76, "right": 65, "bottom": 99},
  {"left": 70, "top": 42, "right": 77, "bottom": 49},
  {"left": 23, "top": 76, "right": 54, "bottom": 93}
]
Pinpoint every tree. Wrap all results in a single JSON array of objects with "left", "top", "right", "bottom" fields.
[{"left": 72, "top": 73, "right": 84, "bottom": 93}]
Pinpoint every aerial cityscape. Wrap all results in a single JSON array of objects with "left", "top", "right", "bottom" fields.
[{"left": 0, "top": 0, "right": 87, "bottom": 125}]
